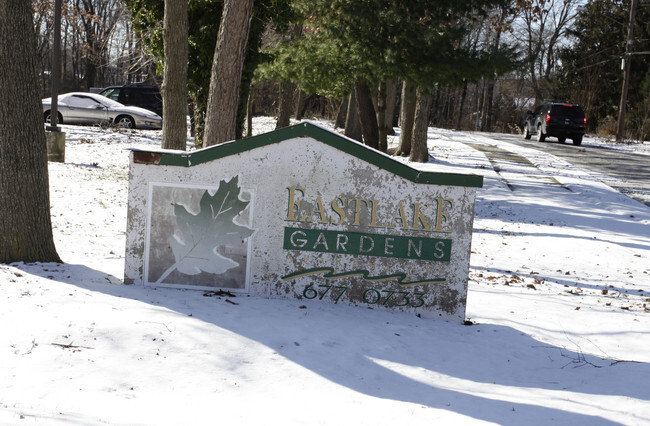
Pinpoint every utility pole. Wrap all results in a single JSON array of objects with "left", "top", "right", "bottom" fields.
[
  {"left": 616, "top": 0, "right": 639, "bottom": 143},
  {"left": 45, "top": 0, "right": 66, "bottom": 162},
  {"left": 47, "top": 0, "right": 62, "bottom": 131}
]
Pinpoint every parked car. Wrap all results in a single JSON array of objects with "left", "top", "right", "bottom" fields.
[
  {"left": 42, "top": 92, "right": 162, "bottom": 129},
  {"left": 523, "top": 102, "right": 586, "bottom": 146},
  {"left": 98, "top": 85, "right": 162, "bottom": 117}
]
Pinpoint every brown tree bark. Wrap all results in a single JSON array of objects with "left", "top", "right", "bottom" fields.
[
  {"left": 162, "top": 0, "right": 188, "bottom": 150},
  {"left": 344, "top": 91, "right": 363, "bottom": 143},
  {"left": 455, "top": 79, "right": 468, "bottom": 130},
  {"left": 334, "top": 96, "right": 348, "bottom": 129},
  {"left": 275, "top": 81, "right": 293, "bottom": 129},
  {"left": 354, "top": 80, "right": 379, "bottom": 149},
  {"left": 203, "top": 0, "right": 254, "bottom": 147},
  {"left": 395, "top": 81, "right": 416, "bottom": 156},
  {"left": 246, "top": 90, "right": 253, "bottom": 137},
  {"left": 384, "top": 80, "right": 397, "bottom": 135},
  {"left": 410, "top": 87, "right": 432, "bottom": 163},
  {"left": 0, "top": 0, "right": 61, "bottom": 263},
  {"left": 376, "top": 81, "right": 387, "bottom": 153}
]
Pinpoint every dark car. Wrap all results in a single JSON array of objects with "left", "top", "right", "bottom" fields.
[
  {"left": 524, "top": 102, "right": 586, "bottom": 146},
  {"left": 98, "top": 85, "right": 162, "bottom": 117}
]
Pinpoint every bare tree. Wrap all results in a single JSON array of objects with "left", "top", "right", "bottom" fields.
[
  {"left": 519, "top": 0, "right": 579, "bottom": 100},
  {"left": 203, "top": 0, "right": 254, "bottom": 146},
  {"left": 1, "top": 0, "right": 60, "bottom": 263},
  {"left": 162, "top": 0, "right": 188, "bottom": 150},
  {"left": 34, "top": 0, "right": 138, "bottom": 93}
]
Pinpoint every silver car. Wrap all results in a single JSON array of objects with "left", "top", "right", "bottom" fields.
[{"left": 42, "top": 92, "right": 162, "bottom": 129}]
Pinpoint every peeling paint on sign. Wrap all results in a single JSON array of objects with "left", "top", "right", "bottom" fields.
[{"left": 124, "top": 123, "right": 482, "bottom": 320}]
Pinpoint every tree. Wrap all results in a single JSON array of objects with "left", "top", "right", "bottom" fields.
[
  {"left": 275, "top": 80, "right": 294, "bottom": 129},
  {"left": 556, "top": 0, "right": 650, "bottom": 137},
  {"left": 203, "top": 0, "right": 254, "bottom": 146},
  {"left": 161, "top": 0, "right": 188, "bottom": 150},
  {"left": 263, "top": 0, "right": 517, "bottom": 157},
  {"left": 76, "top": 0, "right": 128, "bottom": 89},
  {"left": 395, "top": 81, "right": 417, "bottom": 156},
  {"left": 518, "top": 0, "right": 579, "bottom": 101},
  {"left": 125, "top": 0, "right": 293, "bottom": 142},
  {"left": 410, "top": 87, "right": 433, "bottom": 162},
  {"left": 0, "top": 0, "right": 60, "bottom": 263}
]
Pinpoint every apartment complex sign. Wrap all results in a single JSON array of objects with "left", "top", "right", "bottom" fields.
[{"left": 124, "top": 123, "right": 482, "bottom": 320}]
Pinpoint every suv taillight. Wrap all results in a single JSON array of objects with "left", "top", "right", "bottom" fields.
[
  {"left": 545, "top": 114, "right": 551, "bottom": 125},
  {"left": 583, "top": 117, "right": 587, "bottom": 127}
]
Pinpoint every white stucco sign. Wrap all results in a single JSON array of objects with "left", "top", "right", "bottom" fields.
[{"left": 124, "top": 123, "right": 482, "bottom": 320}]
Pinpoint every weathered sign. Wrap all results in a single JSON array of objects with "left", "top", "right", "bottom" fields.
[{"left": 124, "top": 123, "right": 482, "bottom": 320}]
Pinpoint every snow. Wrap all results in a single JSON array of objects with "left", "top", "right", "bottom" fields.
[{"left": 1, "top": 117, "right": 649, "bottom": 425}]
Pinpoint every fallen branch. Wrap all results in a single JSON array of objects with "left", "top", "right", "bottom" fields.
[{"left": 51, "top": 342, "right": 94, "bottom": 350}]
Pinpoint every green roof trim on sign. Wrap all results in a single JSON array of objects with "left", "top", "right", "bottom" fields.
[{"left": 143, "top": 122, "right": 483, "bottom": 188}]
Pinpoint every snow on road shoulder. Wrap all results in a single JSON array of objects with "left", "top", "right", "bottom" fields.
[{"left": 416, "top": 127, "right": 650, "bottom": 363}]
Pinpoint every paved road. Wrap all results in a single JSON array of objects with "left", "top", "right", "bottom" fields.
[{"left": 474, "top": 132, "right": 650, "bottom": 207}]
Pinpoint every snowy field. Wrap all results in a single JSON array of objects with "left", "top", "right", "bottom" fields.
[{"left": 1, "top": 117, "right": 649, "bottom": 425}]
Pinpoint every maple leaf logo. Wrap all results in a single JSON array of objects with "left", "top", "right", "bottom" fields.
[{"left": 155, "top": 176, "right": 254, "bottom": 284}]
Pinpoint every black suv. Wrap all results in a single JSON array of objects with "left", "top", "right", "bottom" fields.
[
  {"left": 524, "top": 102, "right": 586, "bottom": 146},
  {"left": 99, "top": 85, "right": 162, "bottom": 117}
]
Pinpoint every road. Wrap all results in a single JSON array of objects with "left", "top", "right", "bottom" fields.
[{"left": 474, "top": 132, "right": 650, "bottom": 207}]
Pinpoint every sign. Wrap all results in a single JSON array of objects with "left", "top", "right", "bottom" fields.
[{"left": 124, "top": 123, "right": 482, "bottom": 320}]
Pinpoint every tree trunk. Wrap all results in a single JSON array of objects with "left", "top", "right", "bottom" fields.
[
  {"left": 246, "top": 90, "right": 253, "bottom": 137},
  {"left": 354, "top": 80, "right": 379, "bottom": 149},
  {"left": 344, "top": 91, "right": 363, "bottom": 143},
  {"left": 410, "top": 87, "right": 432, "bottom": 163},
  {"left": 162, "top": 0, "right": 188, "bottom": 150},
  {"left": 384, "top": 80, "right": 397, "bottom": 135},
  {"left": 295, "top": 89, "right": 306, "bottom": 121},
  {"left": 203, "top": 0, "right": 254, "bottom": 147},
  {"left": 376, "top": 81, "right": 387, "bottom": 153},
  {"left": 395, "top": 81, "right": 416, "bottom": 156},
  {"left": 456, "top": 79, "right": 468, "bottom": 130},
  {"left": 0, "top": 0, "right": 60, "bottom": 263},
  {"left": 480, "top": 79, "right": 495, "bottom": 132},
  {"left": 334, "top": 96, "right": 348, "bottom": 129},
  {"left": 275, "top": 81, "right": 293, "bottom": 129}
]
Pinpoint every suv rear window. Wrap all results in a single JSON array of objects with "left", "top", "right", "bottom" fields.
[{"left": 550, "top": 105, "right": 584, "bottom": 118}]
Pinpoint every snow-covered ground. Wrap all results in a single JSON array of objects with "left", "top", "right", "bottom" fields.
[{"left": 1, "top": 118, "right": 649, "bottom": 425}]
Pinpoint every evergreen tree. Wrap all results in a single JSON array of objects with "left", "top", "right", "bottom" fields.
[
  {"left": 261, "top": 0, "right": 518, "bottom": 157},
  {"left": 556, "top": 0, "right": 650, "bottom": 136}
]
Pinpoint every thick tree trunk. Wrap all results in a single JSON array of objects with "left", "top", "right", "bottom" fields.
[
  {"left": 0, "top": 0, "right": 60, "bottom": 263},
  {"left": 395, "top": 81, "right": 416, "bottom": 156},
  {"left": 203, "top": 0, "right": 254, "bottom": 147},
  {"left": 162, "top": 0, "right": 188, "bottom": 150},
  {"left": 344, "top": 91, "right": 363, "bottom": 143},
  {"left": 410, "top": 87, "right": 432, "bottom": 163},
  {"left": 354, "top": 80, "right": 379, "bottom": 149},
  {"left": 275, "top": 81, "right": 293, "bottom": 129}
]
